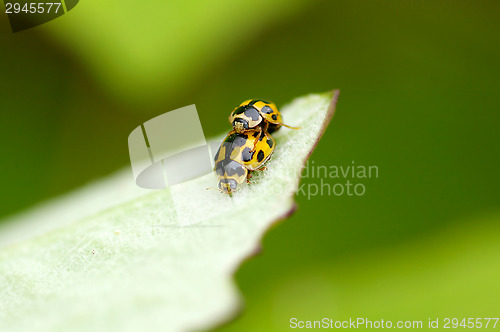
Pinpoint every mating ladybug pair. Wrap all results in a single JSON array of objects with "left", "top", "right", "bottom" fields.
[{"left": 213, "top": 99, "right": 299, "bottom": 195}]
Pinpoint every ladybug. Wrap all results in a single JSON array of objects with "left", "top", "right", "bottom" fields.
[
  {"left": 213, "top": 128, "right": 275, "bottom": 195},
  {"left": 228, "top": 99, "right": 299, "bottom": 137}
]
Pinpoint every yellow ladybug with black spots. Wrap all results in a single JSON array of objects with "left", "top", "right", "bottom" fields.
[
  {"left": 213, "top": 128, "right": 275, "bottom": 195},
  {"left": 229, "top": 99, "right": 299, "bottom": 136}
]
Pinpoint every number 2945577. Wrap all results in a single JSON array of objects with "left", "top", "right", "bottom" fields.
[{"left": 5, "top": 2, "right": 62, "bottom": 14}]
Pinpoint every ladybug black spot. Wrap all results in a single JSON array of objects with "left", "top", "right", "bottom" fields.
[
  {"left": 272, "top": 114, "right": 278, "bottom": 120},
  {"left": 232, "top": 134, "right": 248, "bottom": 147},
  {"left": 221, "top": 160, "right": 246, "bottom": 176},
  {"left": 224, "top": 133, "right": 238, "bottom": 142},
  {"left": 244, "top": 107, "right": 261, "bottom": 121},
  {"left": 257, "top": 150, "right": 265, "bottom": 162},
  {"left": 233, "top": 106, "right": 246, "bottom": 115},
  {"left": 261, "top": 106, "right": 274, "bottom": 114},
  {"left": 242, "top": 147, "right": 253, "bottom": 162},
  {"left": 216, "top": 166, "right": 225, "bottom": 176},
  {"left": 266, "top": 138, "right": 273, "bottom": 148}
]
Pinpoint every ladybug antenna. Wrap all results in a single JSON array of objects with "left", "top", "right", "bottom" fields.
[
  {"left": 206, "top": 187, "right": 222, "bottom": 192},
  {"left": 281, "top": 123, "right": 301, "bottom": 130}
]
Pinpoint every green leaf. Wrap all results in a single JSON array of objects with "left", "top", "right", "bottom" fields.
[{"left": 0, "top": 91, "right": 339, "bottom": 332}]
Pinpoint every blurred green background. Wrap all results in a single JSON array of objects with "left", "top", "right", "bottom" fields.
[{"left": 1, "top": 0, "right": 500, "bottom": 330}]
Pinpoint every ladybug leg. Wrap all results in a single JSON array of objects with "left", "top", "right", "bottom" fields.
[
  {"left": 249, "top": 128, "right": 262, "bottom": 153},
  {"left": 249, "top": 124, "right": 266, "bottom": 153},
  {"left": 246, "top": 172, "right": 253, "bottom": 183}
]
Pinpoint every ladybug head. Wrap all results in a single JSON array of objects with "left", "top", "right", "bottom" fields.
[
  {"left": 218, "top": 179, "right": 238, "bottom": 195},
  {"left": 232, "top": 118, "right": 249, "bottom": 133}
]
